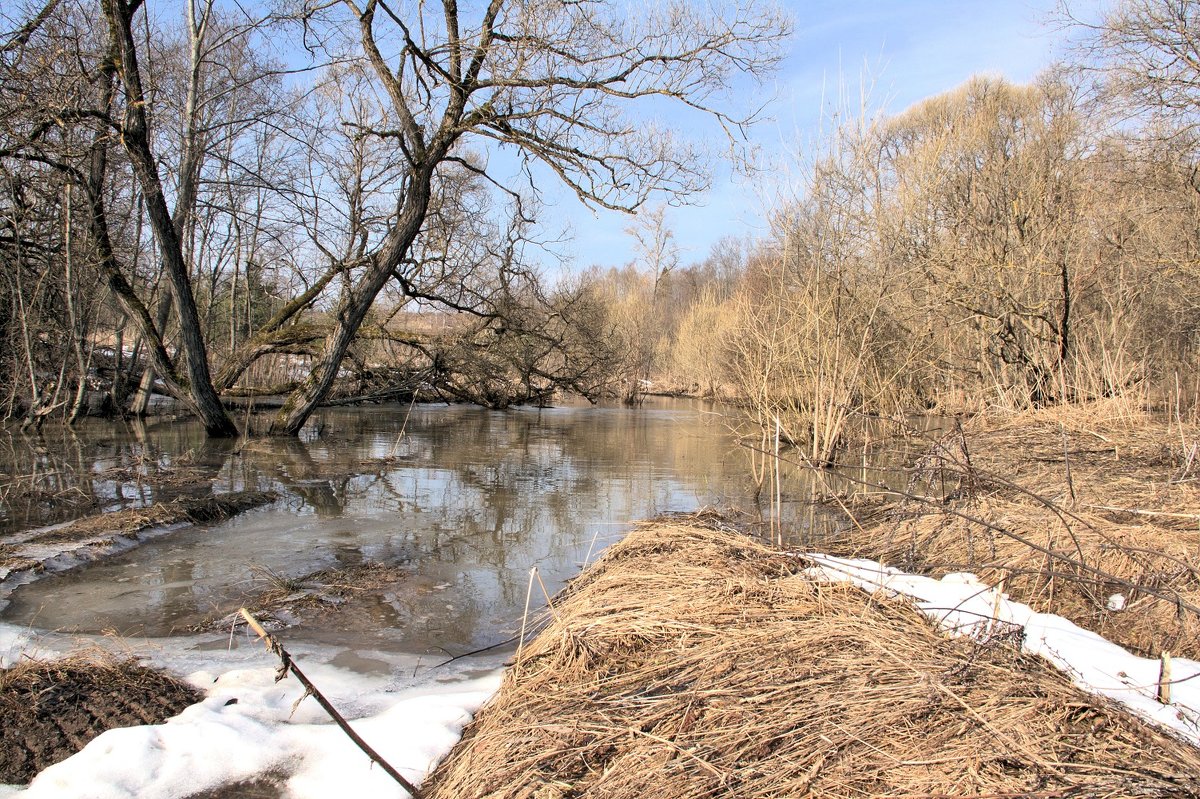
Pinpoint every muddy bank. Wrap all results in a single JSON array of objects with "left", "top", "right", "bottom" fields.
[
  {"left": 0, "top": 491, "right": 276, "bottom": 599},
  {"left": 424, "top": 519, "right": 1200, "bottom": 798},
  {"left": 826, "top": 404, "right": 1200, "bottom": 660},
  {"left": 0, "top": 654, "right": 201, "bottom": 784}
]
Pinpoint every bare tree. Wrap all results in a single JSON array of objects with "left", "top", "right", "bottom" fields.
[
  {"left": 874, "top": 75, "right": 1090, "bottom": 406},
  {"left": 0, "top": 0, "right": 303, "bottom": 434},
  {"left": 263, "top": 0, "right": 790, "bottom": 435},
  {"left": 627, "top": 203, "right": 681, "bottom": 300},
  {"left": 0, "top": 1, "right": 152, "bottom": 424},
  {"left": 1062, "top": 0, "right": 1200, "bottom": 148}
]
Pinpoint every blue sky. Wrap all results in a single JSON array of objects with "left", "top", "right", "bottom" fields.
[{"left": 546, "top": 0, "right": 1096, "bottom": 273}]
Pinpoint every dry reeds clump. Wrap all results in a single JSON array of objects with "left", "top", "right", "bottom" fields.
[
  {"left": 1, "top": 490, "right": 276, "bottom": 574},
  {"left": 831, "top": 410, "right": 1200, "bottom": 660},
  {"left": 424, "top": 521, "right": 1200, "bottom": 799},
  {"left": 846, "top": 504, "right": 1200, "bottom": 661},
  {"left": 0, "top": 651, "right": 201, "bottom": 783}
]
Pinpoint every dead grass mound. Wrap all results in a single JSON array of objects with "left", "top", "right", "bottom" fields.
[
  {"left": 831, "top": 408, "right": 1200, "bottom": 660},
  {"left": 0, "top": 652, "right": 201, "bottom": 784},
  {"left": 1, "top": 490, "right": 276, "bottom": 574},
  {"left": 424, "top": 521, "right": 1200, "bottom": 799}
]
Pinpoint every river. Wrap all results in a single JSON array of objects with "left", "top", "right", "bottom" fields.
[
  {"left": 1, "top": 398, "right": 916, "bottom": 667},
  {"left": 3, "top": 400, "right": 761, "bottom": 655}
]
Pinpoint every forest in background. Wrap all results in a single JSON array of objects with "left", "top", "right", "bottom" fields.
[{"left": 1, "top": 0, "right": 1197, "bottom": 456}]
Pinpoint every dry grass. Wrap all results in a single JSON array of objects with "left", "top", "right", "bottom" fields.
[
  {"left": 424, "top": 520, "right": 1200, "bottom": 799},
  {"left": 47, "top": 490, "right": 278, "bottom": 540},
  {"left": 191, "top": 561, "right": 408, "bottom": 632},
  {"left": 848, "top": 506, "right": 1200, "bottom": 659},
  {"left": 828, "top": 405, "right": 1200, "bottom": 660},
  {"left": 0, "top": 490, "right": 276, "bottom": 573},
  {"left": 0, "top": 651, "right": 201, "bottom": 784}
]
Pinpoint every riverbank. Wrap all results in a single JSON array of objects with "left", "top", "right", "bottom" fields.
[
  {"left": 0, "top": 633, "right": 501, "bottom": 799},
  {"left": 0, "top": 491, "right": 276, "bottom": 610},
  {"left": 4, "top": 401, "right": 1200, "bottom": 796},
  {"left": 4, "top": 511, "right": 1200, "bottom": 796},
  {"left": 425, "top": 518, "right": 1200, "bottom": 797},
  {"left": 824, "top": 401, "right": 1200, "bottom": 661}
]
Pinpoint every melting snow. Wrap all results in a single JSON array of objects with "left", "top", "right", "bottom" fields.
[
  {"left": 805, "top": 553, "right": 1200, "bottom": 744},
  {"left": 0, "top": 625, "right": 503, "bottom": 799}
]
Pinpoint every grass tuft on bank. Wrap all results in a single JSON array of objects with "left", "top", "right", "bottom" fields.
[{"left": 424, "top": 519, "right": 1200, "bottom": 799}]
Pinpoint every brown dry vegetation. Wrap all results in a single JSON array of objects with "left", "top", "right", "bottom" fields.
[
  {"left": 687, "top": 67, "right": 1200, "bottom": 463},
  {"left": 0, "top": 652, "right": 201, "bottom": 784},
  {"left": 0, "top": 490, "right": 276, "bottom": 575},
  {"left": 190, "top": 561, "right": 409, "bottom": 633},
  {"left": 827, "top": 402, "right": 1200, "bottom": 660},
  {"left": 424, "top": 520, "right": 1200, "bottom": 799}
]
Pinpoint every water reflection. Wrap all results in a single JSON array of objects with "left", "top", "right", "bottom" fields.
[
  {"left": 4, "top": 401, "right": 751, "bottom": 651},
  {"left": 0, "top": 418, "right": 215, "bottom": 534},
  {"left": 2, "top": 401, "right": 929, "bottom": 656}
]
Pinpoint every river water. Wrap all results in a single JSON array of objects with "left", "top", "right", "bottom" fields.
[
  {"left": 1, "top": 400, "right": 763, "bottom": 656},
  {"left": 1, "top": 399, "right": 914, "bottom": 665}
]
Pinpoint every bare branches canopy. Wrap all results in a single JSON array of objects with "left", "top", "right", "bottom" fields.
[
  {"left": 266, "top": 0, "right": 790, "bottom": 434},
  {"left": 0, "top": 0, "right": 790, "bottom": 435}
]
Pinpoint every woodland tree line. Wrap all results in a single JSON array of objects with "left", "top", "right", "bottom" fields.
[
  {"left": 1, "top": 0, "right": 1197, "bottom": 452},
  {"left": 0, "top": 0, "right": 787, "bottom": 436}
]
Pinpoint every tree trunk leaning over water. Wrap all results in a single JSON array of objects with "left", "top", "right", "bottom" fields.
[
  {"left": 269, "top": 164, "right": 436, "bottom": 435},
  {"left": 266, "top": 0, "right": 789, "bottom": 436},
  {"left": 100, "top": 0, "right": 238, "bottom": 437}
]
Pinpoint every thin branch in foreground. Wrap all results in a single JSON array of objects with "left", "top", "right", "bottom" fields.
[{"left": 238, "top": 608, "right": 421, "bottom": 797}]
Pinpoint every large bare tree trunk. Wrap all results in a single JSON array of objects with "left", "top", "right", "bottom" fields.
[
  {"left": 82, "top": 61, "right": 197, "bottom": 417},
  {"left": 268, "top": 177, "right": 433, "bottom": 435},
  {"left": 101, "top": 0, "right": 237, "bottom": 437}
]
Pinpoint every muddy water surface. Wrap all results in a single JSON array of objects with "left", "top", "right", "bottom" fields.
[
  {"left": 3, "top": 400, "right": 765, "bottom": 655},
  {"left": 3, "top": 400, "right": 922, "bottom": 664}
]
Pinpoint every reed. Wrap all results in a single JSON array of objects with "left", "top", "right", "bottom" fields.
[{"left": 424, "top": 520, "right": 1200, "bottom": 799}]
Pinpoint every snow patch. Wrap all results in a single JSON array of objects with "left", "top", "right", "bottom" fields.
[
  {"left": 0, "top": 622, "right": 503, "bottom": 798},
  {"left": 5, "top": 651, "right": 501, "bottom": 799},
  {"left": 0, "top": 622, "right": 35, "bottom": 669},
  {"left": 805, "top": 553, "right": 1200, "bottom": 744}
]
